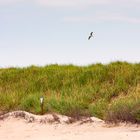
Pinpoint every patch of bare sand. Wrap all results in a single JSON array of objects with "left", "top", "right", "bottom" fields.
[{"left": 0, "top": 111, "right": 140, "bottom": 140}]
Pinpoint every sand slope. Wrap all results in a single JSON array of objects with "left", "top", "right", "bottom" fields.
[{"left": 0, "top": 111, "right": 140, "bottom": 140}]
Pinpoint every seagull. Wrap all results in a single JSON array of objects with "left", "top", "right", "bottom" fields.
[{"left": 88, "top": 32, "right": 94, "bottom": 40}]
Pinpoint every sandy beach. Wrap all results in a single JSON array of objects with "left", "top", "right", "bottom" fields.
[{"left": 0, "top": 112, "right": 140, "bottom": 140}]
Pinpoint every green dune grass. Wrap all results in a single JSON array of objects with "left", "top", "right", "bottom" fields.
[{"left": 0, "top": 61, "right": 140, "bottom": 122}]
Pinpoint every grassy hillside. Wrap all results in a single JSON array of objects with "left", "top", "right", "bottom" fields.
[{"left": 0, "top": 62, "right": 140, "bottom": 122}]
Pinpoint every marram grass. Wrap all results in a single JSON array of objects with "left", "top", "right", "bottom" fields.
[{"left": 0, "top": 62, "right": 140, "bottom": 122}]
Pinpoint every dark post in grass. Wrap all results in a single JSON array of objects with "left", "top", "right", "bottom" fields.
[{"left": 40, "top": 96, "right": 44, "bottom": 115}]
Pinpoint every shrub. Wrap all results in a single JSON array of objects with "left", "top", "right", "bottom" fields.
[{"left": 105, "top": 85, "right": 140, "bottom": 123}]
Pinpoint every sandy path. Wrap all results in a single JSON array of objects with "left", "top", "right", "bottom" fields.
[{"left": 0, "top": 117, "right": 140, "bottom": 140}]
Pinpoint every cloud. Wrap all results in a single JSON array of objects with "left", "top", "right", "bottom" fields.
[
  {"left": 0, "top": 0, "right": 107, "bottom": 7},
  {"left": 35, "top": 0, "right": 77, "bottom": 7},
  {"left": 0, "top": 0, "right": 23, "bottom": 5},
  {"left": 0, "top": 0, "right": 140, "bottom": 7},
  {"left": 101, "top": 15, "right": 140, "bottom": 24},
  {"left": 1, "top": 0, "right": 139, "bottom": 24},
  {"left": 63, "top": 14, "right": 140, "bottom": 24},
  {"left": 35, "top": 0, "right": 140, "bottom": 8},
  {"left": 35, "top": 0, "right": 114, "bottom": 8}
]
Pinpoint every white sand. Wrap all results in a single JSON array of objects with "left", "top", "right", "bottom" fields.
[{"left": 0, "top": 112, "right": 140, "bottom": 140}]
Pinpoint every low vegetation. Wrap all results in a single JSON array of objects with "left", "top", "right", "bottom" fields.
[{"left": 0, "top": 61, "right": 140, "bottom": 123}]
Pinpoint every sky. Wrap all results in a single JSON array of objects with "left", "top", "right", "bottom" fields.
[{"left": 0, "top": 0, "right": 140, "bottom": 67}]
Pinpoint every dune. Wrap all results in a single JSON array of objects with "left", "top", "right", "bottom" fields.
[{"left": 0, "top": 111, "right": 140, "bottom": 140}]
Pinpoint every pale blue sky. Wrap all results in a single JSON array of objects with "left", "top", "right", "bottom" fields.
[{"left": 0, "top": 0, "right": 140, "bottom": 67}]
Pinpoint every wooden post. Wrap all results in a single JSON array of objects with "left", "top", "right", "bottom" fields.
[{"left": 40, "top": 97, "right": 44, "bottom": 115}]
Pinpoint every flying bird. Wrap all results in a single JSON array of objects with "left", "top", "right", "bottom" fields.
[{"left": 88, "top": 32, "right": 94, "bottom": 40}]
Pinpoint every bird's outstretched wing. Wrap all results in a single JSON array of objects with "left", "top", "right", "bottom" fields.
[
  {"left": 88, "top": 36, "right": 91, "bottom": 40},
  {"left": 90, "top": 32, "right": 93, "bottom": 36}
]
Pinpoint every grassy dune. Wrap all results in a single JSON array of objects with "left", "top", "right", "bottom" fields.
[{"left": 0, "top": 61, "right": 140, "bottom": 122}]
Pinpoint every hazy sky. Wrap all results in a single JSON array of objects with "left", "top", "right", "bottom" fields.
[{"left": 0, "top": 0, "right": 140, "bottom": 67}]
